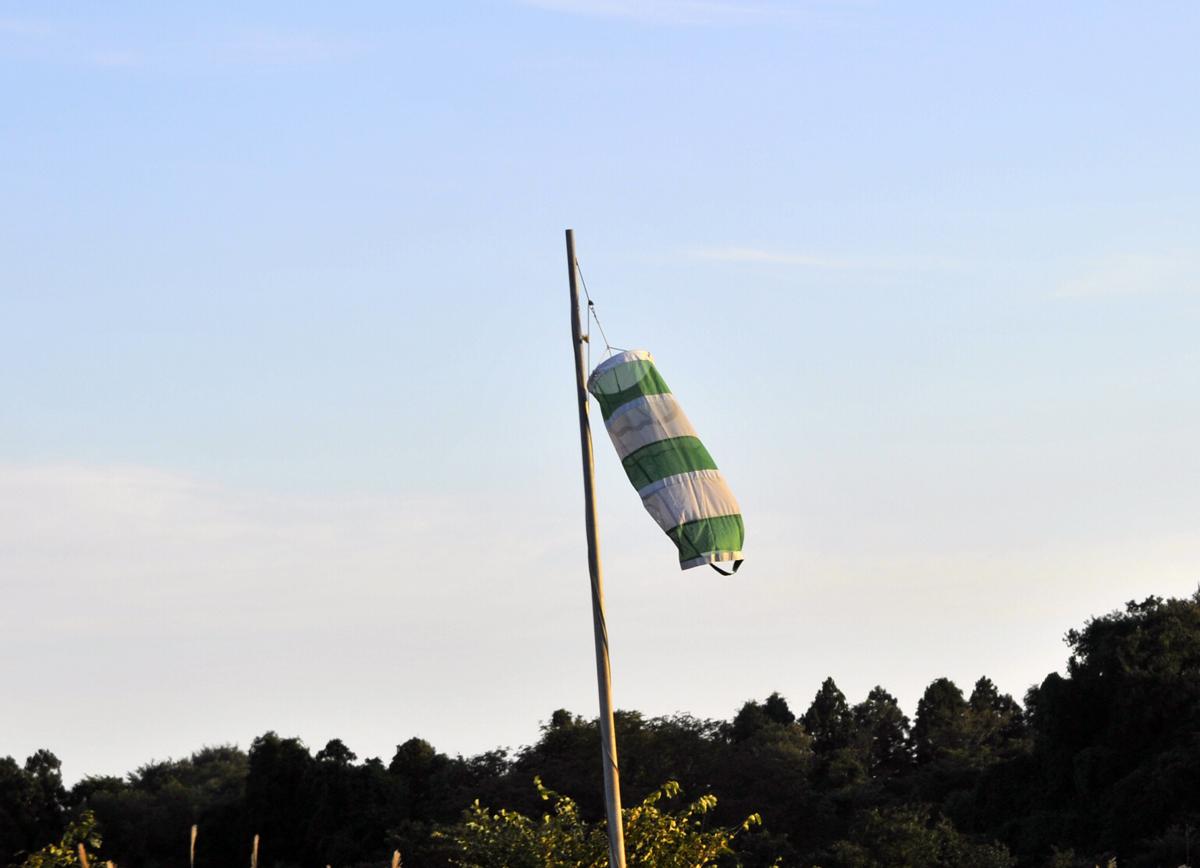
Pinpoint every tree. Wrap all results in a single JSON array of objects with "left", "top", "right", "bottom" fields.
[
  {"left": 730, "top": 700, "right": 774, "bottom": 744},
  {"left": 965, "top": 678, "right": 1026, "bottom": 761},
  {"left": 852, "top": 687, "right": 912, "bottom": 776},
  {"left": 763, "top": 693, "right": 796, "bottom": 727},
  {"left": 314, "top": 739, "right": 357, "bottom": 766},
  {"left": 912, "top": 679, "right": 969, "bottom": 765},
  {"left": 73, "top": 746, "right": 248, "bottom": 868},
  {"left": 304, "top": 746, "right": 400, "bottom": 867},
  {"left": 244, "top": 733, "right": 314, "bottom": 868},
  {"left": 0, "top": 751, "right": 68, "bottom": 868},
  {"left": 1014, "top": 593, "right": 1200, "bottom": 858},
  {"left": 804, "top": 678, "right": 855, "bottom": 754}
]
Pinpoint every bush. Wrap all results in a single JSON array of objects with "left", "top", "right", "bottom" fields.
[{"left": 436, "top": 778, "right": 763, "bottom": 867}]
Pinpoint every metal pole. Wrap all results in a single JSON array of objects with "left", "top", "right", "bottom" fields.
[{"left": 565, "top": 228, "right": 627, "bottom": 868}]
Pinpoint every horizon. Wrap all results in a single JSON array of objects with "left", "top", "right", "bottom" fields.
[{"left": 16, "top": 594, "right": 1183, "bottom": 786}]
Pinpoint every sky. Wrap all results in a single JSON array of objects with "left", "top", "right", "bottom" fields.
[{"left": 2, "top": 0, "right": 1198, "bottom": 784}]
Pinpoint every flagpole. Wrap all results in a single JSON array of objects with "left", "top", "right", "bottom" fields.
[{"left": 565, "top": 228, "right": 627, "bottom": 868}]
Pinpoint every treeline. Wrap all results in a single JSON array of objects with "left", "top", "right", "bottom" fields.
[{"left": 4, "top": 591, "right": 1200, "bottom": 867}]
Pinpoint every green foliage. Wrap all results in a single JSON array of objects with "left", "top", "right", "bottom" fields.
[
  {"left": 825, "top": 804, "right": 1014, "bottom": 868},
  {"left": 762, "top": 693, "right": 796, "bottom": 727},
  {"left": 851, "top": 687, "right": 912, "bottom": 776},
  {"left": 18, "top": 811, "right": 100, "bottom": 868},
  {"left": 1010, "top": 593, "right": 1200, "bottom": 862},
  {"left": 912, "top": 679, "right": 969, "bottom": 765},
  {"left": 437, "top": 778, "right": 761, "bottom": 868},
  {"left": 1, "top": 750, "right": 68, "bottom": 868},
  {"left": 965, "top": 678, "right": 1027, "bottom": 762},
  {"left": 804, "top": 679, "right": 855, "bottom": 754},
  {"left": 74, "top": 745, "right": 247, "bottom": 868}
]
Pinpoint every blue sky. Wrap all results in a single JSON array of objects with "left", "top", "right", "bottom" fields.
[{"left": 2, "top": 1, "right": 1198, "bottom": 783}]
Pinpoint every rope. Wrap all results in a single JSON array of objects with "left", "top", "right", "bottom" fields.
[{"left": 576, "top": 258, "right": 626, "bottom": 360}]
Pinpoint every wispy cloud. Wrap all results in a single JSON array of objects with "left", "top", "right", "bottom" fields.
[
  {"left": 0, "top": 16, "right": 364, "bottom": 69},
  {"left": 684, "top": 245, "right": 961, "bottom": 272},
  {"left": 0, "top": 16, "right": 55, "bottom": 37},
  {"left": 688, "top": 245, "right": 850, "bottom": 267},
  {"left": 0, "top": 461, "right": 584, "bottom": 781},
  {"left": 219, "top": 31, "right": 367, "bottom": 66},
  {"left": 90, "top": 50, "right": 142, "bottom": 69},
  {"left": 519, "top": 0, "right": 801, "bottom": 26},
  {"left": 0, "top": 15, "right": 139, "bottom": 67},
  {"left": 0, "top": 463, "right": 568, "bottom": 637},
  {"left": 1053, "top": 254, "right": 1198, "bottom": 298}
]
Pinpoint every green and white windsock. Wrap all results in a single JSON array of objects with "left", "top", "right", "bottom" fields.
[{"left": 587, "top": 350, "right": 744, "bottom": 573}]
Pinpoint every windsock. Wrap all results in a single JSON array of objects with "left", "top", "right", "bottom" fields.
[{"left": 587, "top": 350, "right": 743, "bottom": 572}]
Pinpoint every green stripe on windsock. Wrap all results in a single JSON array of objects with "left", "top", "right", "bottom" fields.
[
  {"left": 621, "top": 436, "right": 717, "bottom": 490},
  {"left": 594, "top": 360, "right": 671, "bottom": 420},
  {"left": 587, "top": 350, "right": 744, "bottom": 572},
  {"left": 669, "top": 514, "right": 745, "bottom": 570}
]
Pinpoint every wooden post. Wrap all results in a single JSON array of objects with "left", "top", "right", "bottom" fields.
[{"left": 565, "top": 228, "right": 627, "bottom": 868}]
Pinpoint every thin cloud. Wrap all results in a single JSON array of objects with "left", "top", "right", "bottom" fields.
[
  {"left": 519, "top": 0, "right": 800, "bottom": 26},
  {"left": 0, "top": 16, "right": 137, "bottom": 67},
  {"left": 0, "top": 17, "right": 364, "bottom": 69},
  {"left": 689, "top": 245, "right": 850, "bottom": 268},
  {"left": 684, "top": 245, "right": 962, "bottom": 272},
  {"left": 1053, "top": 254, "right": 1197, "bottom": 299},
  {"left": 0, "top": 462, "right": 569, "bottom": 637},
  {"left": 0, "top": 17, "right": 54, "bottom": 37},
  {"left": 219, "top": 31, "right": 367, "bottom": 66},
  {"left": 91, "top": 50, "right": 141, "bottom": 68},
  {"left": 0, "top": 461, "right": 583, "bottom": 784}
]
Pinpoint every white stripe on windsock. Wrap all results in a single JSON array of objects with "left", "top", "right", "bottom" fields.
[
  {"left": 604, "top": 393, "right": 697, "bottom": 459},
  {"left": 637, "top": 469, "right": 741, "bottom": 534}
]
